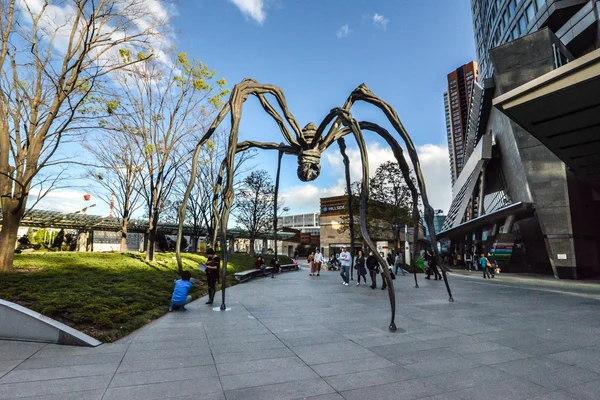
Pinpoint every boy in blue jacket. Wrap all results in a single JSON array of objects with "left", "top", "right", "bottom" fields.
[{"left": 169, "top": 271, "right": 202, "bottom": 311}]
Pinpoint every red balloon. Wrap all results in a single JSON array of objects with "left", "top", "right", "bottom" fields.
[{"left": 83, "top": 194, "right": 91, "bottom": 201}]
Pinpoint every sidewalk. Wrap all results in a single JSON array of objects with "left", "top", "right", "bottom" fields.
[{"left": 1, "top": 264, "right": 600, "bottom": 399}]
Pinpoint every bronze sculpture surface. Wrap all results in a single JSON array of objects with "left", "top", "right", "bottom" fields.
[{"left": 176, "top": 79, "right": 453, "bottom": 330}]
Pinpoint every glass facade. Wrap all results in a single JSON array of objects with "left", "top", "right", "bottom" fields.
[{"left": 472, "top": 0, "right": 547, "bottom": 78}]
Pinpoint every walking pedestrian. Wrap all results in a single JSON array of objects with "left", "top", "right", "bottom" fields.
[
  {"left": 339, "top": 247, "right": 351, "bottom": 285},
  {"left": 308, "top": 251, "right": 315, "bottom": 276},
  {"left": 465, "top": 252, "right": 473, "bottom": 271},
  {"left": 425, "top": 251, "right": 441, "bottom": 280},
  {"left": 205, "top": 248, "right": 220, "bottom": 305},
  {"left": 479, "top": 253, "right": 491, "bottom": 279},
  {"left": 355, "top": 250, "right": 367, "bottom": 285},
  {"left": 294, "top": 249, "right": 299, "bottom": 261},
  {"left": 394, "top": 252, "right": 406, "bottom": 276},
  {"left": 487, "top": 252, "right": 498, "bottom": 278},
  {"left": 366, "top": 251, "right": 379, "bottom": 289},
  {"left": 314, "top": 249, "right": 324, "bottom": 277}
]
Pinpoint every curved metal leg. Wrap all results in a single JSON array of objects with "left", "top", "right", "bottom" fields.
[{"left": 338, "top": 138, "right": 355, "bottom": 281}]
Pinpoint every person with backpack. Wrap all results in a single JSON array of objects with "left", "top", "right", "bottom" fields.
[{"left": 479, "top": 253, "right": 492, "bottom": 279}]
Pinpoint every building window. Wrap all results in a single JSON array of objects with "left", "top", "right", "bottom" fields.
[
  {"left": 519, "top": 15, "right": 527, "bottom": 33},
  {"left": 509, "top": 0, "right": 516, "bottom": 17},
  {"left": 526, "top": 3, "right": 535, "bottom": 23},
  {"left": 512, "top": 24, "right": 520, "bottom": 40},
  {"left": 536, "top": 0, "right": 545, "bottom": 11}
]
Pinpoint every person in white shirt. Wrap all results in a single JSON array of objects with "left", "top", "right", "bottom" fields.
[
  {"left": 314, "top": 248, "right": 324, "bottom": 277},
  {"left": 339, "top": 247, "right": 352, "bottom": 286}
]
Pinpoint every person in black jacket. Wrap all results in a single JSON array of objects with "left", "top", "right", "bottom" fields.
[
  {"left": 425, "top": 251, "right": 441, "bottom": 280},
  {"left": 366, "top": 251, "right": 379, "bottom": 289},
  {"left": 355, "top": 250, "right": 367, "bottom": 286},
  {"left": 205, "top": 248, "right": 220, "bottom": 304}
]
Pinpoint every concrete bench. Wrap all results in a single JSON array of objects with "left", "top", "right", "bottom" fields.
[{"left": 234, "top": 264, "right": 297, "bottom": 283}]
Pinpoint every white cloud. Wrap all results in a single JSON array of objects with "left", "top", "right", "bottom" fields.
[
  {"left": 336, "top": 24, "right": 352, "bottom": 38},
  {"left": 372, "top": 13, "right": 389, "bottom": 29},
  {"left": 229, "top": 0, "right": 267, "bottom": 24},
  {"left": 279, "top": 182, "right": 345, "bottom": 215},
  {"left": 28, "top": 189, "right": 109, "bottom": 215},
  {"left": 322, "top": 141, "right": 452, "bottom": 213}
]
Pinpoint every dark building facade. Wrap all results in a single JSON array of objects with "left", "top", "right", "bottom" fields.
[{"left": 439, "top": 1, "right": 600, "bottom": 279}]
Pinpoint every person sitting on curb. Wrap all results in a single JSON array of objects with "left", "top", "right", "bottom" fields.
[{"left": 169, "top": 270, "right": 202, "bottom": 312}]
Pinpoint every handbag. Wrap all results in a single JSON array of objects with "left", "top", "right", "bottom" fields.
[{"left": 390, "top": 271, "right": 396, "bottom": 280}]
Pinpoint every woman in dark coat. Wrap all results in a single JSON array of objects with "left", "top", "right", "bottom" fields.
[
  {"left": 366, "top": 251, "right": 379, "bottom": 289},
  {"left": 355, "top": 250, "right": 367, "bottom": 286}
]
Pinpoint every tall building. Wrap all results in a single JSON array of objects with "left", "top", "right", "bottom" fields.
[
  {"left": 444, "top": 62, "right": 478, "bottom": 185},
  {"left": 439, "top": 1, "right": 600, "bottom": 279},
  {"left": 472, "top": 0, "right": 598, "bottom": 79}
]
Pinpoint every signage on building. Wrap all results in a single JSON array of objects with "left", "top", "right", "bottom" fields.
[{"left": 322, "top": 205, "right": 345, "bottom": 213}]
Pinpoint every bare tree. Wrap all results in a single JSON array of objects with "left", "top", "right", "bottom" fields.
[
  {"left": 100, "top": 50, "right": 229, "bottom": 261},
  {"left": 234, "top": 169, "right": 278, "bottom": 256},
  {"left": 0, "top": 0, "right": 171, "bottom": 270},
  {"left": 84, "top": 130, "right": 144, "bottom": 251}
]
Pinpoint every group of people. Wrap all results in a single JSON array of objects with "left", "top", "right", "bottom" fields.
[
  {"left": 254, "top": 255, "right": 281, "bottom": 277},
  {"left": 169, "top": 247, "right": 221, "bottom": 311},
  {"left": 308, "top": 247, "right": 409, "bottom": 290}
]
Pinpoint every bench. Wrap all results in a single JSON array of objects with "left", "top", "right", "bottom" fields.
[{"left": 234, "top": 264, "right": 298, "bottom": 283}]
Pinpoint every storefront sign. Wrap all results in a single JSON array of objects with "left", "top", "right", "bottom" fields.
[{"left": 322, "top": 205, "right": 345, "bottom": 212}]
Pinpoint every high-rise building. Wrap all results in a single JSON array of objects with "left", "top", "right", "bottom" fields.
[
  {"left": 439, "top": 1, "right": 600, "bottom": 279},
  {"left": 472, "top": 0, "right": 598, "bottom": 79},
  {"left": 445, "top": 62, "right": 478, "bottom": 185}
]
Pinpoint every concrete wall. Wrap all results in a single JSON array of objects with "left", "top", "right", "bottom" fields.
[{"left": 490, "top": 29, "right": 590, "bottom": 277}]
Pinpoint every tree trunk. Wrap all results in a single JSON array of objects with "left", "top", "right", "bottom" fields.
[
  {"left": 249, "top": 238, "right": 255, "bottom": 256},
  {"left": 120, "top": 216, "right": 129, "bottom": 252},
  {"left": 145, "top": 210, "right": 159, "bottom": 261},
  {"left": 0, "top": 202, "right": 24, "bottom": 271}
]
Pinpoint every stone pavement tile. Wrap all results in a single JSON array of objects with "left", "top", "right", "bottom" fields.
[
  {"left": 408, "top": 329, "right": 463, "bottom": 341},
  {"left": 521, "top": 364, "right": 600, "bottom": 390},
  {"left": 15, "top": 389, "right": 105, "bottom": 400},
  {"left": 160, "top": 393, "right": 224, "bottom": 400},
  {"left": 402, "top": 356, "right": 482, "bottom": 377},
  {"left": 562, "top": 378, "right": 600, "bottom": 400},
  {"left": 126, "top": 338, "right": 209, "bottom": 352},
  {"left": 122, "top": 346, "right": 211, "bottom": 361},
  {"left": 207, "top": 333, "right": 277, "bottom": 346},
  {"left": 383, "top": 348, "right": 459, "bottom": 366},
  {"left": 15, "top": 353, "right": 123, "bottom": 370},
  {"left": 491, "top": 356, "right": 569, "bottom": 376},
  {"left": 0, "top": 342, "right": 45, "bottom": 361},
  {"left": 102, "top": 376, "right": 223, "bottom": 400},
  {"left": 419, "top": 394, "right": 463, "bottom": 400},
  {"left": 30, "top": 343, "right": 127, "bottom": 358},
  {"left": 340, "top": 377, "right": 445, "bottom": 400},
  {"left": 449, "top": 377, "right": 551, "bottom": 400},
  {"left": 110, "top": 364, "right": 217, "bottom": 388},
  {"left": 324, "top": 366, "right": 415, "bottom": 392},
  {"left": 446, "top": 341, "right": 513, "bottom": 355},
  {"left": 216, "top": 356, "right": 305, "bottom": 376},
  {"left": 116, "top": 354, "right": 215, "bottom": 373},
  {"left": 220, "top": 365, "right": 319, "bottom": 391},
  {"left": 212, "top": 347, "right": 295, "bottom": 364},
  {"left": 357, "top": 333, "right": 417, "bottom": 348},
  {"left": 0, "top": 361, "right": 21, "bottom": 379},
  {"left": 0, "top": 362, "right": 118, "bottom": 384},
  {"left": 302, "top": 394, "right": 344, "bottom": 400},
  {"left": 547, "top": 346, "right": 600, "bottom": 365},
  {"left": 208, "top": 339, "right": 286, "bottom": 354},
  {"left": 279, "top": 334, "right": 340, "bottom": 348},
  {"left": 0, "top": 374, "right": 111, "bottom": 399},
  {"left": 131, "top": 332, "right": 208, "bottom": 343},
  {"left": 464, "top": 348, "right": 533, "bottom": 365},
  {"left": 526, "top": 390, "right": 582, "bottom": 400},
  {"left": 223, "top": 378, "right": 335, "bottom": 400},
  {"left": 427, "top": 365, "right": 513, "bottom": 391},
  {"left": 289, "top": 341, "right": 377, "bottom": 365},
  {"left": 367, "top": 341, "right": 443, "bottom": 361},
  {"left": 311, "top": 356, "right": 395, "bottom": 377},
  {"left": 468, "top": 329, "right": 528, "bottom": 343}
]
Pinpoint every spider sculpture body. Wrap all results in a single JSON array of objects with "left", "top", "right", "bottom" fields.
[{"left": 176, "top": 79, "right": 453, "bottom": 331}]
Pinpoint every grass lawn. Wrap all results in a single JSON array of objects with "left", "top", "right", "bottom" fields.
[{"left": 0, "top": 252, "right": 292, "bottom": 343}]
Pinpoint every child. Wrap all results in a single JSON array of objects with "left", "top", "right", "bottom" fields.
[{"left": 169, "top": 271, "right": 201, "bottom": 311}]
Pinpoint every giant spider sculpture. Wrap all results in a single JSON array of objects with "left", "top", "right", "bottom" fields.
[{"left": 176, "top": 79, "right": 453, "bottom": 331}]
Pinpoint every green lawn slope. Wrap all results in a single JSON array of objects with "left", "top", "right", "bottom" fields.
[{"left": 0, "top": 252, "right": 292, "bottom": 342}]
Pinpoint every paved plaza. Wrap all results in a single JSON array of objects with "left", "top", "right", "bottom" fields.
[{"left": 1, "top": 265, "right": 600, "bottom": 399}]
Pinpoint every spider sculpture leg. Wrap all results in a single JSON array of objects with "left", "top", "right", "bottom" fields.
[
  {"left": 338, "top": 138, "right": 356, "bottom": 280},
  {"left": 322, "top": 86, "right": 454, "bottom": 302},
  {"left": 176, "top": 79, "right": 307, "bottom": 308}
]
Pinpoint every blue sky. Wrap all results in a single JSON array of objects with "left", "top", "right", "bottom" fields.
[{"left": 37, "top": 0, "right": 477, "bottom": 218}]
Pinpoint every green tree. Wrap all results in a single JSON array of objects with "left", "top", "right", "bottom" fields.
[
  {"left": 0, "top": 0, "right": 171, "bottom": 270},
  {"left": 234, "top": 170, "right": 278, "bottom": 256},
  {"left": 97, "top": 51, "right": 229, "bottom": 261}
]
